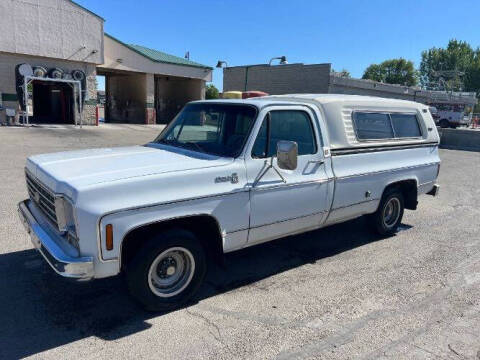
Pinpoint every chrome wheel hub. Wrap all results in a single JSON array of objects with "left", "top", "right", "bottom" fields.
[
  {"left": 148, "top": 247, "right": 195, "bottom": 298},
  {"left": 383, "top": 197, "right": 401, "bottom": 228}
]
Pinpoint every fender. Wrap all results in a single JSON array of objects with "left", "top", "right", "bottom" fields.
[{"left": 97, "top": 190, "right": 250, "bottom": 263}]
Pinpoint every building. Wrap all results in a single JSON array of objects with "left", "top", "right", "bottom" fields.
[
  {"left": 223, "top": 63, "right": 477, "bottom": 108},
  {"left": 223, "top": 63, "right": 331, "bottom": 95},
  {"left": 0, "top": 0, "right": 212, "bottom": 125},
  {"left": 99, "top": 34, "right": 211, "bottom": 124}
]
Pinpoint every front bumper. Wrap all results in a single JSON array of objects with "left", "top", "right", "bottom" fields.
[{"left": 18, "top": 200, "right": 94, "bottom": 280}]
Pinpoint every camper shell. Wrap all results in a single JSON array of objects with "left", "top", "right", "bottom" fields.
[{"left": 249, "top": 94, "right": 440, "bottom": 151}]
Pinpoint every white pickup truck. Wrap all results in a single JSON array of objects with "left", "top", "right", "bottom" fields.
[{"left": 18, "top": 94, "right": 440, "bottom": 311}]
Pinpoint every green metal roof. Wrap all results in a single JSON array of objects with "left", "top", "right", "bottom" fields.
[{"left": 105, "top": 33, "right": 212, "bottom": 70}]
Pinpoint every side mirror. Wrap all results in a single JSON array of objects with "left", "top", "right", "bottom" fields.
[{"left": 276, "top": 140, "right": 298, "bottom": 170}]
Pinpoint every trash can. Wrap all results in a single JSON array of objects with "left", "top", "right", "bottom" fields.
[{"left": 5, "top": 108, "right": 16, "bottom": 126}]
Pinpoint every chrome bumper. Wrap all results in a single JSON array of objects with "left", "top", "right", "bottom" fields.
[{"left": 18, "top": 200, "right": 94, "bottom": 280}]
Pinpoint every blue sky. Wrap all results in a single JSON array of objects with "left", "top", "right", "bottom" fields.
[{"left": 77, "top": 0, "right": 480, "bottom": 91}]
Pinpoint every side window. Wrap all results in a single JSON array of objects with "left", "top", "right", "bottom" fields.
[
  {"left": 251, "top": 117, "right": 268, "bottom": 158},
  {"left": 252, "top": 110, "right": 317, "bottom": 158},
  {"left": 353, "top": 111, "right": 422, "bottom": 140},
  {"left": 353, "top": 112, "right": 394, "bottom": 140},
  {"left": 390, "top": 113, "right": 421, "bottom": 138}
]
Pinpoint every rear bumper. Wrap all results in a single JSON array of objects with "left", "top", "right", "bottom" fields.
[
  {"left": 18, "top": 200, "right": 94, "bottom": 280},
  {"left": 427, "top": 184, "right": 440, "bottom": 197}
]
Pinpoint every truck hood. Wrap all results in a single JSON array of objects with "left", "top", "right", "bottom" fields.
[{"left": 26, "top": 144, "right": 233, "bottom": 194}]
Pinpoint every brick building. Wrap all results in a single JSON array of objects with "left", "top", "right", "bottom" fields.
[
  {"left": 223, "top": 63, "right": 331, "bottom": 94},
  {"left": 223, "top": 63, "right": 477, "bottom": 108}
]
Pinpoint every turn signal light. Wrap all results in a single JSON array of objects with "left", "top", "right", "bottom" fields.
[{"left": 106, "top": 224, "right": 113, "bottom": 251}]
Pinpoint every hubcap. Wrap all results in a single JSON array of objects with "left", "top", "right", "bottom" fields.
[
  {"left": 148, "top": 247, "right": 195, "bottom": 298},
  {"left": 383, "top": 197, "right": 401, "bottom": 228}
]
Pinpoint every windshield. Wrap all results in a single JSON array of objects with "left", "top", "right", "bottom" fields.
[{"left": 154, "top": 103, "right": 257, "bottom": 157}]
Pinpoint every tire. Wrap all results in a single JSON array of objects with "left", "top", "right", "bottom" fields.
[
  {"left": 368, "top": 187, "right": 404, "bottom": 236},
  {"left": 126, "top": 228, "right": 207, "bottom": 312},
  {"left": 439, "top": 119, "right": 450, "bottom": 128}
]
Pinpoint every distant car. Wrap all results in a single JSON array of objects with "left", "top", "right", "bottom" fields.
[{"left": 19, "top": 94, "right": 440, "bottom": 311}]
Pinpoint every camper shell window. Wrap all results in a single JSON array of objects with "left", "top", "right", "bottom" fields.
[{"left": 352, "top": 111, "right": 422, "bottom": 141}]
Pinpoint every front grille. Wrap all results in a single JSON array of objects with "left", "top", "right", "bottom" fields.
[{"left": 25, "top": 171, "right": 58, "bottom": 228}]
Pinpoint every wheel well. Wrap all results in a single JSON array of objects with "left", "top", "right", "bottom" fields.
[
  {"left": 383, "top": 180, "right": 418, "bottom": 210},
  {"left": 120, "top": 215, "right": 224, "bottom": 271}
]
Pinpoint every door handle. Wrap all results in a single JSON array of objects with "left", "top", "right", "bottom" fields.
[{"left": 308, "top": 160, "right": 324, "bottom": 165}]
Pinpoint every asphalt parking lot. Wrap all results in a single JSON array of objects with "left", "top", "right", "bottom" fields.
[{"left": 0, "top": 125, "right": 479, "bottom": 359}]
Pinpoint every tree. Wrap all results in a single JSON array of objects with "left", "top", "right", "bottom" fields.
[
  {"left": 205, "top": 84, "right": 219, "bottom": 99},
  {"left": 362, "top": 64, "right": 384, "bottom": 82},
  {"left": 362, "top": 58, "right": 418, "bottom": 86},
  {"left": 419, "top": 39, "right": 478, "bottom": 91},
  {"left": 332, "top": 68, "right": 351, "bottom": 78}
]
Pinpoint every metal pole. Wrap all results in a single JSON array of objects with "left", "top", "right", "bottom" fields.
[
  {"left": 23, "top": 77, "right": 28, "bottom": 125},
  {"left": 78, "top": 81, "right": 83, "bottom": 128}
]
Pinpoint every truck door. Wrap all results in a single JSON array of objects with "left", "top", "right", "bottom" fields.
[{"left": 245, "top": 106, "right": 331, "bottom": 245}]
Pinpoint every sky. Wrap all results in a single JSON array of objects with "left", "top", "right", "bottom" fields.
[{"left": 77, "top": 0, "right": 480, "bottom": 92}]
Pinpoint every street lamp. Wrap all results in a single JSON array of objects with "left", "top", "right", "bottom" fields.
[
  {"left": 269, "top": 56, "right": 288, "bottom": 65},
  {"left": 216, "top": 60, "right": 228, "bottom": 68}
]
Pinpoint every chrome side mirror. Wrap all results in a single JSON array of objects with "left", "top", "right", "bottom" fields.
[{"left": 276, "top": 140, "right": 298, "bottom": 170}]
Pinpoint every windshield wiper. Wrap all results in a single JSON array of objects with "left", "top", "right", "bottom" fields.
[
  {"left": 157, "top": 138, "right": 207, "bottom": 154},
  {"left": 184, "top": 142, "right": 206, "bottom": 153},
  {"left": 157, "top": 138, "right": 177, "bottom": 145}
]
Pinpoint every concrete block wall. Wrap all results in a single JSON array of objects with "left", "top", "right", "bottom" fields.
[
  {"left": 329, "top": 75, "right": 477, "bottom": 106},
  {"left": 438, "top": 128, "right": 480, "bottom": 151},
  {"left": 223, "top": 63, "right": 331, "bottom": 94},
  {"left": 0, "top": 52, "right": 97, "bottom": 125}
]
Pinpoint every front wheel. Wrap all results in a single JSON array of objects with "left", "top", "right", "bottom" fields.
[
  {"left": 126, "top": 228, "right": 207, "bottom": 312},
  {"left": 368, "top": 188, "right": 404, "bottom": 236}
]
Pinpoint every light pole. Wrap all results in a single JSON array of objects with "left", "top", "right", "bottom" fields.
[
  {"left": 414, "top": 90, "right": 421, "bottom": 102},
  {"left": 269, "top": 56, "right": 288, "bottom": 65},
  {"left": 216, "top": 60, "right": 228, "bottom": 69},
  {"left": 216, "top": 61, "right": 228, "bottom": 94}
]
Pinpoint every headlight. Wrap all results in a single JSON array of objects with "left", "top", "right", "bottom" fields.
[{"left": 54, "top": 196, "right": 77, "bottom": 236}]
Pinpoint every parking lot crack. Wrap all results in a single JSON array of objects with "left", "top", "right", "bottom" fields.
[{"left": 185, "top": 308, "right": 227, "bottom": 349}]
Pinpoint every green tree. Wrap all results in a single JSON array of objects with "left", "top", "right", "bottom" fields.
[
  {"left": 332, "top": 68, "right": 351, "bottom": 78},
  {"left": 205, "top": 83, "right": 220, "bottom": 99},
  {"left": 419, "top": 39, "right": 479, "bottom": 91},
  {"left": 362, "top": 58, "right": 418, "bottom": 86}
]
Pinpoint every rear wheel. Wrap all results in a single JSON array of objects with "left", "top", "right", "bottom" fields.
[
  {"left": 368, "top": 188, "right": 404, "bottom": 236},
  {"left": 126, "top": 228, "right": 206, "bottom": 312}
]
